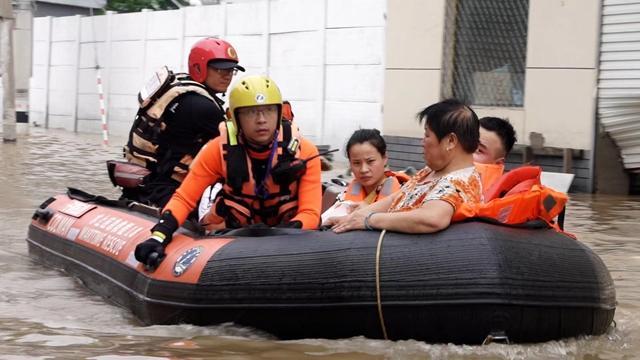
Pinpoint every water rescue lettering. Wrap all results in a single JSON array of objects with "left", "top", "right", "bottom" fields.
[
  {"left": 88, "top": 214, "right": 145, "bottom": 239},
  {"left": 77, "top": 227, "right": 127, "bottom": 255},
  {"left": 73, "top": 214, "right": 147, "bottom": 255},
  {"left": 47, "top": 213, "right": 75, "bottom": 238}
]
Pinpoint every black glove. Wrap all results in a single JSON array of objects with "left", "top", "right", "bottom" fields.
[
  {"left": 134, "top": 238, "right": 165, "bottom": 270},
  {"left": 135, "top": 210, "right": 179, "bottom": 270},
  {"left": 275, "top": 220, "right": 302, "bottom": 229}
]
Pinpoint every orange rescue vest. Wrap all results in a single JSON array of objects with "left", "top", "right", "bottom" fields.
[
  {"left": 200, "top": 120, "right": 303, "bottom": 229},
  {"left": 342, "top": 171, "right": 408, "bottom": 204},
  {"left": 453, "top": 166, "right": 569, "bottom": 230},
  {"left": 474, "top": 162, "right": 504, "bottom": 192}
]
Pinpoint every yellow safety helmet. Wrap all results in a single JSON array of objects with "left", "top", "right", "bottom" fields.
[{"left": 228, "top": 75, "right": 283, "bottom": 129}]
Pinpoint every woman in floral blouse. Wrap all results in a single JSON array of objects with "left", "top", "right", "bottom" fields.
[{"left": 326, "top": 99, "right": 482, "bottom": 234}]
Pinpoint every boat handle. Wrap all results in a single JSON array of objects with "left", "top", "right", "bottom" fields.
[{"left": 482, "top": 331, "right": 510, "bottom": 345}]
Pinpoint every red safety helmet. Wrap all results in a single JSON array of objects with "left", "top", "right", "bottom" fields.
[{"left": 188, "top": 37, "right": 245, "bottom": 83}]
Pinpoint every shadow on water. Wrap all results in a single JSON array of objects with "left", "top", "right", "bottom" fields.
[{"left": 1, "top": 129, "right": 639, "bottom": 359}]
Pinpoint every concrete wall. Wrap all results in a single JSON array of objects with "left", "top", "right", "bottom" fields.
[
  {"left": 29, "top": 0, "right": 386, "bottom": 150},
  {"left": 383, "top": 0, "right": 445, "bottom": 136},
  {"left": 383, "top": 0, "right": 601, "bottom": 151}
]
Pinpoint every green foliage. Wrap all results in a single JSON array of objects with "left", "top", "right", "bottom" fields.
[{"left": 105, "top": 0, "right": 189, "bottom": 13}]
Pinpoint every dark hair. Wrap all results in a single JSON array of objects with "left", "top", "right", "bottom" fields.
[
  {"left": 345, "top": 129, "right": 387, "bottom": 159},
  {"left": 479, "top": 116, "right": 517, "bottom": 155},
  {"left": 417, "top": 98, "right": 479, "bottom": 153}
]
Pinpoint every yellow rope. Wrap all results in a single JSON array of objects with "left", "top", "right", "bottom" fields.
[{"left": 375, "top": 229, "right": 388, "bottom": 340}]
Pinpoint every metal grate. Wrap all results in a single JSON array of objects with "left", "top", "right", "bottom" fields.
[{"left": 441, "top": 0, "right": 529, "bottom": 107}]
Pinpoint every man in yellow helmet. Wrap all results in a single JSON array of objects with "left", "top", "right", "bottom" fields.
[{"left": 134, "top": 75, "right": 322, "bottom": 268}]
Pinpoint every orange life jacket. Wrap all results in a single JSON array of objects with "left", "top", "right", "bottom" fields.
[
  {"left": 453, "top": 166, "right": 569, "bottom": 230},
  {"left": 474, "top": 162, "right": 504, "bottom": 193},
  {"left": 343, "top": 171, "right": 408, "bottom": 204},
  {"left": 200, "top": 120, "right": 302, "bottom": 229}
]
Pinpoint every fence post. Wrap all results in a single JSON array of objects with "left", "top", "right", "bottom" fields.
[
  {"left": 1, "top": 11, "right": 16, "bottom": 142},
  {"left": 72, "top": 14, "right": 81, "bottom": 132},
  {"left": 43, "top": 16, "right": 52, "bottom": 128}
]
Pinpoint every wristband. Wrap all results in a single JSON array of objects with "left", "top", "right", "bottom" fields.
[
  {"left": 364, "top": 212, "right": 379, "bottom": 231},
  {"left": 151, "top": 231, "right": 167, "bottom": 244}
]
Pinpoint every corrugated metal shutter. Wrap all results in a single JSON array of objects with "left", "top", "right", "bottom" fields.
[{"left": 599, "top": 0, "right": 640, "bottom": 172}]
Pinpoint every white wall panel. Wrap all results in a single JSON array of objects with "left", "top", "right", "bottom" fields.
[
  {"left": 32, "top": 42, "right": 50, "bottom": 66},
  {"left": 110, "top": 13, "right": 145, "bottom": 41},
  {"left": 30, "top": 66, "right": 47, "bottom": 89},
  {"left": 50, "top": 41, "right": 76, "bottom": 66},
  {"left": 287, "top": 100, "right": 321, "bottom": 140},
  {"left": 326, "top": 28, "right": 383, "bottom": 65},
  {"left": 51, "top": 16, "right": 79, "bottom": 41},
  {"left": 29, "top": 88, "right": 46, "bottom": 112},
  {"left": 80, "top": 15, "right": 107, "bottom": 42},
  {"left": 184, "top": 6, "right": 224, "bottom": 36},
  {"left": 33, "top": 17, "right": 50, "bottom": 41},
  {"left": 227, "top": 1, "right": 266, "bottom": 35},
  {"left": 269, "top": 66, "right": 322, "bottom": 101},
  {"left": 144, "top": 39, "right": 182, "bottom": 73},
  {"left": 270, "top": 32, "right": 322, "bottom": 66},
  {"left": 147, "top": 10, "right": 182, "bottom": 40},
  {"left": 327, "top": 0, "right": 385, "bottom": 28},
  {"left": 324, "top": 101, "right": 382, "bottom": 149},
  {"left": 79, "top": 42, "right": 108, "bottom": 69},
  {"left": 270, "top": 0, "right": 323, "bottom": 33},
  {"left": 109, "top": 69, "right": 144, "bottom": 95},
  {"left": 326, "top": 65, "right": 382, "bottom": 102},
  {"left": 77, "top": 68, "right": 98, "bottom": 94},
  {"left": 225, "top": 35, "right": 266, "bottom": 68},
  {"left": 109, "top": 41, "right": 144, "bottom": 68},
  {"left": 77, "top": 94, "right": 100, "bottom": 119},
  {"left": 48, "top": 66, "right": 75, "bottom": 91},
  {"left": 48, "top": 90, "right": 75, "bottom": 115}
]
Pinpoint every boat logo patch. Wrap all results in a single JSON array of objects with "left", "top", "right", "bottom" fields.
[{"left": 173, "top": 246, "right": 203, "bottom": 277}]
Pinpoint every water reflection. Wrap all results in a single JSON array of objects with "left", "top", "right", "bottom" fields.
[{"left": 1, "top": 129, "right": 639, "bottom": 359}]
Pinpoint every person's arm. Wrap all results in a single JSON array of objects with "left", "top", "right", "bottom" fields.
[
  {"left": 291, "top": 139, "right": 322, "bottom": 229},
  {"left": 323, "top": 191, "right": 397, "bottom": 227},
  {"left": 164, "top": 139, "right": 224, "bottom": 225},
  {"left": 330, "top": 199, "right": 453, "bottom": 234}
]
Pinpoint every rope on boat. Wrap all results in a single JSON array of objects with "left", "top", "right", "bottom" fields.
[{"left": 375, "top": 229, "right": 388, "bottom": 340}]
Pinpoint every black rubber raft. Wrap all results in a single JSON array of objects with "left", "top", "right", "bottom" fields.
[{"left": 26, "top": 190, "right": 616, "bottom": 344}]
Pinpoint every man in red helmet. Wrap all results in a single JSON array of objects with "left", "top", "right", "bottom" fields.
[{"left": 123, "top": 37, "right": 245, "bottom": 208}]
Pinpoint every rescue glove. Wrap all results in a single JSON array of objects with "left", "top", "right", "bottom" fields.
[{"left": 135, "top": 210, "right": 179, "bottom": 271}]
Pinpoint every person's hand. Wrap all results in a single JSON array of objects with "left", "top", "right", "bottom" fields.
[
  {"left": 329, "top": 210, "right": 369, "bottom": 234},
  {"left": 134, "top": 237, "right": 165, "bottom": 270},
  {"left": 135, "top": 210, "right": 178, "bottom": 270}
]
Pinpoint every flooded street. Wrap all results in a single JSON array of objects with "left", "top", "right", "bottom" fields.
[{"left": 1, "top": 129, "right": 639, "bottom": 359}]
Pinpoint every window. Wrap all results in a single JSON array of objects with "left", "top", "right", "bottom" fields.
[{"left": 442, "top": 0, "right": 529, "bottom": 107}]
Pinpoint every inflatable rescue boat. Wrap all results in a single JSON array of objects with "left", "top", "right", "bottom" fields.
[{"left": 26, "top": 188, "right": 615, "bottom": 344}]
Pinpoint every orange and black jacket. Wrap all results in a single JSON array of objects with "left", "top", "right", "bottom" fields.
[{"left": 164, "top": 126, "right": 322, "bottom": 230}]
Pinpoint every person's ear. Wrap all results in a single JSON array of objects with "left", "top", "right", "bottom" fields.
[
  {"left": 494, "top": 157, "right": 505, "bottom": 165},
  {"left": 446, "top": 133, "right": 458, "bottom": 151}
]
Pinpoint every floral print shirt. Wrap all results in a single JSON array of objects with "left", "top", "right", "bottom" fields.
[{"left": 389, "top": 166, "right": 482, "bottom": 213}]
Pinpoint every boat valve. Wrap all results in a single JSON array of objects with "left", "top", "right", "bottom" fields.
[{"left": 32, "top": 208, "right": 54, "bottom": 224}]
